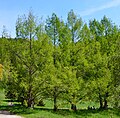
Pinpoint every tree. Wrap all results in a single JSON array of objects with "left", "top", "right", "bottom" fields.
[
  {"left": 88, "top": 17, "right": 120, "bottom": 109},
  {"left": 1, "top": 25, "right": 10, "bottom": 38},
  {"left": 65, "top": 10, "right": 84, "bottom": 111},
  {"left": 11, "top": 11, "right": 51, "bottom": 108},
  {"left": 67, "top": 9, "right": 82, "bottom": 42},
  {"left": 45, "top": 13, "right": 65, "bottom": 111}
]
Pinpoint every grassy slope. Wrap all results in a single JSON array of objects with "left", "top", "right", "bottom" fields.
[{"left": 0, "top": 89, "right": 120, "bottom": 118}]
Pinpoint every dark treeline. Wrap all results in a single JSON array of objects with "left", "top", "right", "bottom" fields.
[{"left": 0, "top": 10, "right": 120, "bottom": 111}]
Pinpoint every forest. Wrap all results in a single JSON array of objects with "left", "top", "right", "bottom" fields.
[{"left": 0, "top": 10, "right": 120, "bottom": 114}]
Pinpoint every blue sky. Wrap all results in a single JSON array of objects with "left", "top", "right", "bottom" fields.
[{"left": 0, "top": 0, "right": 120, "bottom": 37}]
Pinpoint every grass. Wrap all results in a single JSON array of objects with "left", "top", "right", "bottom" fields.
[
  {"left": 0, "top": 89, "right": 120, "bottom": 118},
  {"left": 0, "top": 105, "right": 119, "bottom": 118}
]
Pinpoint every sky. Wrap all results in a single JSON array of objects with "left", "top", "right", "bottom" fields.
[{"left": 0, "top": 0, "right": 120, "bottom": 38}]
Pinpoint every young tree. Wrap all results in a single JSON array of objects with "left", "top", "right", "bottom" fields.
[
  {"left": 13, "top": 11, "right": 51, "bottom": 108},
  {"left": 45, "top": 13, "right": 64, "bottom": 111}
]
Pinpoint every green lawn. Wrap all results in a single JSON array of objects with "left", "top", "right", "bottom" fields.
[
  {"left": 0, "top": 89, "right": 120, "bottom": 118},
  {"left": 0, "top": 105, "right": 119, "bottom": 118}
]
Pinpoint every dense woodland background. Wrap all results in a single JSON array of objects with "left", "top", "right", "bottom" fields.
[{"left": 0, "top": 10, "right": 120, "bottom": 111}]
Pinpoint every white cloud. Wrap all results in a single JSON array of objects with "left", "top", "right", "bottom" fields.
[{"left": 80, "top": 0, "right": 120, "bottom": 16}]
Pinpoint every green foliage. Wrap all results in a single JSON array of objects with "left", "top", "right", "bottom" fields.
[{"left": 0, "top": 10, "right": 120, "bottom": 112}]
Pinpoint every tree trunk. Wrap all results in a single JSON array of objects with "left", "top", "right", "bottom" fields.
[
  {"left": 27, "top": 98, "right": 34, "bottom": 108},
  {"left": 27, "top": 87, "right": 33, "bottom": 108},
  {"left": 103, "top": 99, "right": 108, "bottom": 109},
  {"left": 53, "top": 96, "right": 57, "bottom": 111},
  {"left": 53, "top": 87, "right": 58, "bottom": 111},
  {"left": 99, "top": 93, "right": 103, "bottom": 109},
  {"left": 27, "top": 98, "right": 32, "bottom": 108},
  {"left": 27, "top": 32, "right": 33, "bottom": 108},
  {"left": 71, "top": 94, "right": 77, "bottom": 111},
  {"left": 103, "top": 92, "right": 108, "bottom": 109},
  {"left": 71, "top": 103, "right": 77, "bottom": 111}
]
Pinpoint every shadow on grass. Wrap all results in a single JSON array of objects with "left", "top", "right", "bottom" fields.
[
  {"left": 0, "top": 104, "right": 119, "bottom": 117},
  {"left": 32, "top": 107, "right": 120, "bottom": 118},
  {"left": 50, "top": 108, "right": 104, "bottom": 117}
]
